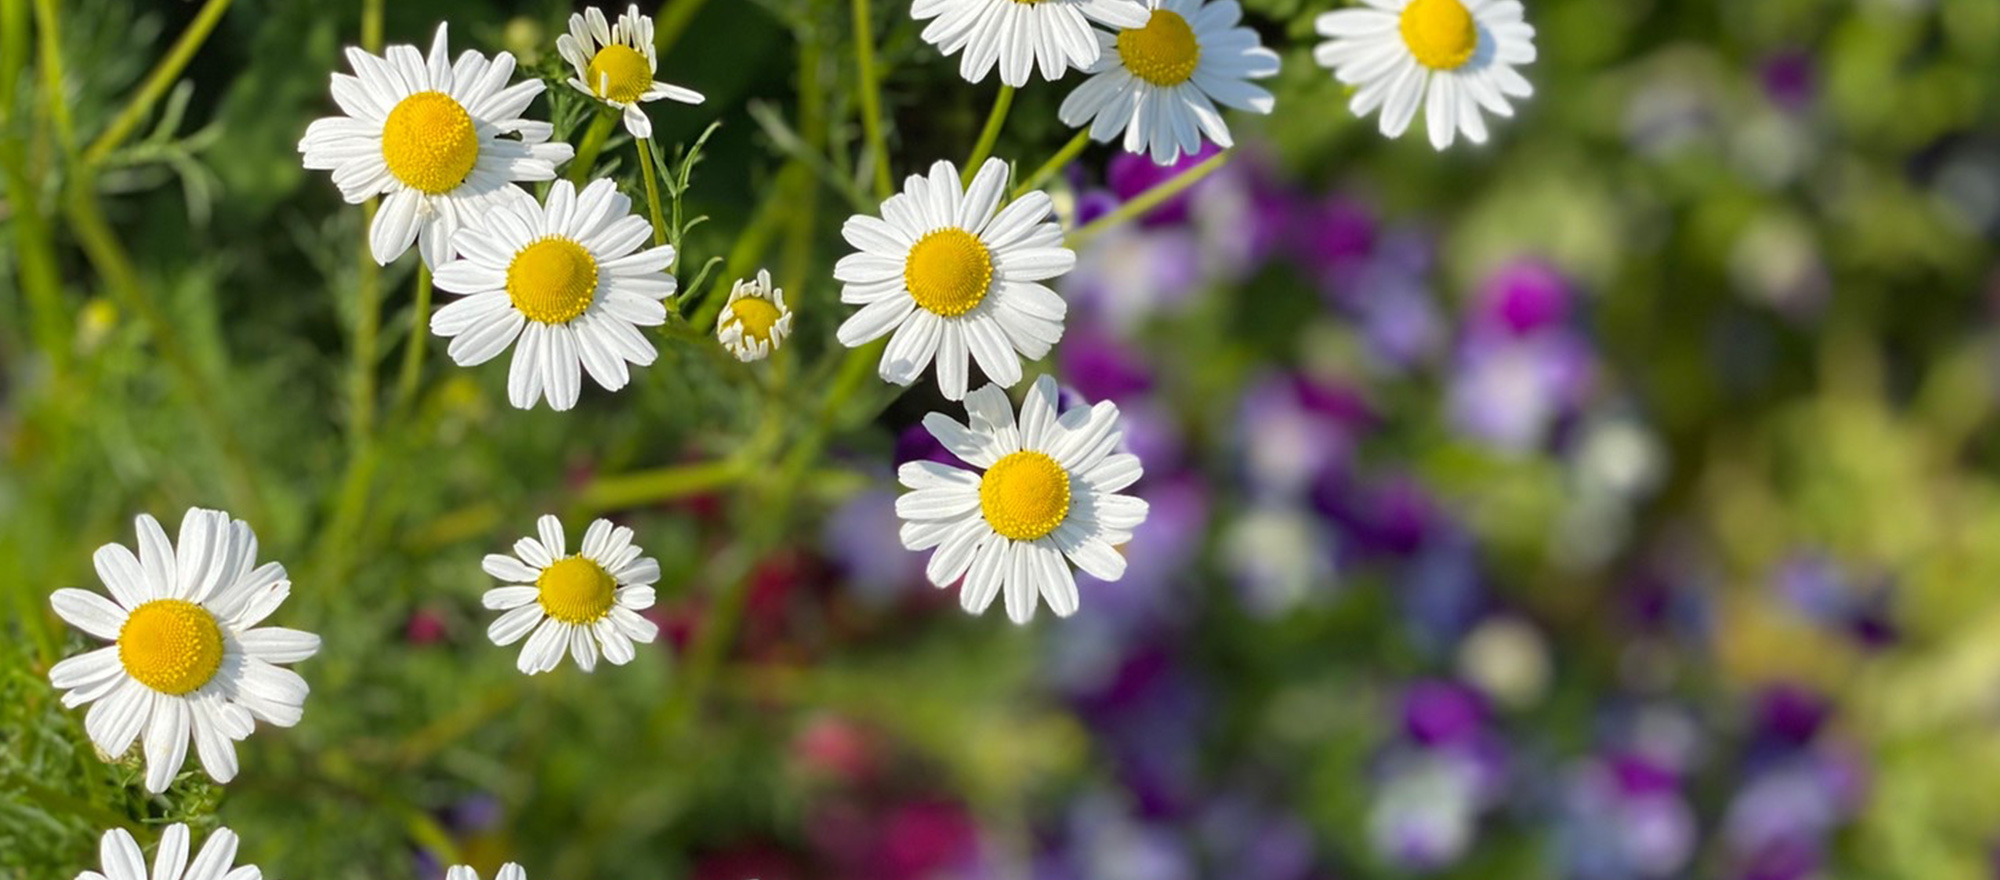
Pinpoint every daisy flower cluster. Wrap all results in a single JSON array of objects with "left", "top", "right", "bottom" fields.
[{"left": 42, "top": 0, "right": 1541, "bottom": 874}]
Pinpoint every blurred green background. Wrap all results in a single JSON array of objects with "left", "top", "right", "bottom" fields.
[{"left": 6, "top": 0, "right": 2000, "bottom": 878}]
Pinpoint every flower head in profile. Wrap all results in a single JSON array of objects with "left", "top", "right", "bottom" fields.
[
  {"left": 48, "top": 510, "right": 319, "bottom": 793},
  {"left": 836, "top": 158, "right": 1072, "bottom": 400},
  {"left": 914, "top": 0, "right": 1151, "bottom": 86},
  {"left": 556, "top": 5, "right": 705, "bottom": 138},
  {"left": 429, "top": 178, "right": 677, "bottom": 411},
  {"left": 1060, "top": 0, "right": 1280, "bottom": 164},
  {"left": 896, "top": 376, "right": 1149, "bottom": 623},
  {"left": 482, "top": 516, "right": 661, "bottom": 675},
  {"left": 717, "top": 269, "right": 794, "bottom": 362},
  {"left": 299, "top": 24, "right": 574, "bottom": 266},
  {"left": 1313, "top": 0, "right": 1537, "bottom": 149},
  {"left": 75, "top": 824, "right": 260, "bottom": 880}
]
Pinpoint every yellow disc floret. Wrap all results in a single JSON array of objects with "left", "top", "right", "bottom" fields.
[
  {"left": 118, "top": 599, "right": 225, "bottom": 696},
  {"left": 903, "top": 228, "right": 993, "bottom": 317},
  {"left": 381, "top": 91, "right": 480, "bottom": 195},
  {"left": 537, "top": 556, "right": 617, "bottom": 624},
  {"left": 507, "top": 237, "right": 600, "bottom": 324},
  {"left": 979, "top": 450, "right": 1073, "bottom": 542},
  {"left": 1118, "top": 10, "right": 1203, "bottom": 88},
  {"left": 1399, "top": 0, "right": 1479, "bottom": 71},
  {"left": 586, "top": 44, "right": 653, "bottom": 104},
  {"left": 729, "top": 297, "right": 783, "bottom": 344}
]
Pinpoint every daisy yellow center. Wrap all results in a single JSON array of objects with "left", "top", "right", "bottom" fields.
[
  {"left": 537, "top": 556, "right": 617, "bottom": 624},
  {"left": 507, "top": 237, "right": 600, "bottom": 324},
  {"left": 1399, "top": 0, "right": 1479, "bottom": 71},
  {"left": 118, "top": 599, "right": 224, "bottom": 696},
  {"left": 380, "top": 91, "right": 480, "bottom": 195},
  {"left": 904, "top": 228, "right": 993, "bottom": 317},
  {"left": 1117, "top": 10, "right": 1202, "bottom": 87},
  {"left": 979, "top": 450, "right": 1072, "bottom": 542},
  {"left": 586, "top": 44, "right": 653, "bottom": 104},
  {"left": 729, "top": 297, "right": 783, "bottom": 343}
]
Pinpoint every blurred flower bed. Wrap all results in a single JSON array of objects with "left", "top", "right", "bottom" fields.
[{"left": 7, "top": 0, "right": 2000, "bottom": 878}]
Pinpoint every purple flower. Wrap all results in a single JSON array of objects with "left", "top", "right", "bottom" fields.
[
  {"left": 1106, "top": 144, "right": 1224, "bottom": 228},
  {"left": 1752, "top": 683, "right": 1829, "bottom": 750},
  {"left": 1236, "top": 372, "right": 1373, "bottom": 499},
  {"left": 1061, "top": 225, "right": 1207, "bottom": 330},
  {"left": 1199, "top": 797, "right": 1317, "bottom": 880},
  {"left": 1288, "top": 194, "right": 1376, "bottom": 282},
  {"left": 1473, "top": 259, "right": 1573, "bottom": 338},
  {"left": 1059, "top": 322, "right": 1155, "bottom": 402},
  {"left": 1760, "top": 50, "right": 1817, "bottom": 112},
  {"left": 822, "top": 488, "right": 925, "bottom": 606},
  {"left": 1401, "top": 680, "right": 1487, "bottom": 747},
  {"left": 1446, "top": 330, "right": 1596, "bottom": 453},
  {"left": 1556, "top": 756, "right": 1697, "bottom": 880},
  {"left": 1368, "top": 751, "right": 1484, "bottom": 871}
]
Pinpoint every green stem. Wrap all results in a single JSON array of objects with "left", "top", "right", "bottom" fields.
[
  {"left": 635, "top": 136, "right": 667, "bottom": 247},
  {"left": 652, "top": 0, "right": 712, "bottom": 58},
  {"left": 394, "top": 263, "right": 431, "bottom": 411},
  {"left": 349, "top": 203, "right": 382, "bottom": 445},
  {"left": 63, "top": 186, "right": 266, "bottom": 522},
  {"left": 1014, "top": 128, "right": 1091, "bottom": 198},
  {"left": 570, "top": 457, "right": 751, "bottom": 516},
  {"left": 81, "top": 0, "right": 232, "bottom": 165},
  {"left": 852, "top": 0, "right": 893, "bottom": 200},
  {"left": 963, "top": 84, "right": 1014, "bottom": 183},
  {"left": 360, "top": 0, "right": 382, "bottom": 51},
  {"left": 567, "top": 112, "right": 617, "bottom": 186},
  {"left": 29, "top": 0, "right": 73, "bottom": 153},
  {"left": 1067, "top": 149, "right": 1231, "bottom": 246},
  {"left": 0, "top": 0, "right": 27, "bottom": 122}
]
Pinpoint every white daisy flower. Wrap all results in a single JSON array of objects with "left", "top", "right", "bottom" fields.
[
  {"left": 482, "top": 516, "right": 661, "bottom": 675},
  {"left": 913, "top": 0, "right": 1151, "bottom": 87},
  {"left": 1058, "top": 0, "right": 1280, "bottom": 165},
  {"left": 429, "top": 178, "right": 677, "bottom": 412},
  {"left": 834, "top": 158, "right": 1072, "bottom": 401},
  {"left": 47, "top": 510, "right": 319, "bottom": 794},
  {"left": 556, "top": 5, "right": 705, "bottom": 139},
  {"left": 1312, "top": 0, "right": 1536, "bottom": 150},
  {"left": 298, "top": 24, "right": 575, "bottom": 267},
  {"left": 75, "top": 824, "right": 261, "bottom": 880},
  {"left": 896, "top": 376, "right": 1149, "bottom": 624},
  {"left": 446, "top": 866, "right": 524, "bottom": 880},
  {"left": 716, "top": 269, "right": 794, "bottom": 362}
]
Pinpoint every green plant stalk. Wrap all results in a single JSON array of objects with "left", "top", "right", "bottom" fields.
[
  {"left": 63, "top": 186, "right": 266, "bottom": 522},
  {"left": 349, "top": 204, "right": 383, "bottom": 445},
  {"left": 394, "top": 263, "right": 431, "bottom": 412},
  {"left": 566, "top": 111, "right": 618, "bottom": 186},
  {"left": 963, "top": 84, "right": 1014, "bottom": 183},
  {"left": 636, "top": 136, "right": 667, "bottom": 247},
  {"left": 652, "top": 0, "right": 711, "bottom": 57},
  {"left": 1068, "top": 149, "right": 1231, "bottom": 246},
  {"left": 852, "top": 0, "right": 893, "bottom": 200},
  {"left": 0, "top": 0, "right": 27, "bottom": 121},
  {"left": 81, "top": 0, "right": 232, "bottom": 165},
  {"left": 570, "top": 457, "right": 752, "bottom": 515},
  {"left": 361, "top": 0, "right": 382, "bottom": 50},
  {"left": 29, "top": 0, "right": 73, "bottom": 153},
  {"left": 1014, "top": 128, "right": 1092, "bottom": 198},
  {"left": 1, "top": 131, "right": 70, "bottom": 375}
]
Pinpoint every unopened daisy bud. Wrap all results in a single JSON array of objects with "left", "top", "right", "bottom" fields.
[
  {"left": 717, "top": 269, "right": 794, "bottom": 362},
  {"left": 556, "top": 5, "right": 705, "bottom": 139}
]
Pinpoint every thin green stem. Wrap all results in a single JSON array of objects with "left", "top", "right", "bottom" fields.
[
  {"left": 81, "top": 0, "right": 232, "bottom": 165},
  {"left": 349, "top": 204, "right": 383, "bottom": 445},
  {"left": 567, "top": 112, "right": 617, "bottom": 186},
  {"left": 0, "top": 142, "right": 68, "bottom": 374},
  {"left": 63, "top": 186, "right": 266, "bottom": 522},
  {"left": 0, "top": 0, "right": 28, "bottom": 122},
  {"left": 636, "top": 136, "right": 667, "bottom": 247},
  {"left": 1067, "top": 149, "right": 1231, "bottom": 246},
  {"left": 360, "top": 0, "right": 382, "bottom": 51},
  {"left": 394, "top": 263, "right": 431, "bottom": 411},
  {"left": 570, "top": 457, "right": 751, "bottom": 515},
  {"left": 1014, "top": 128, "right": 1091, "bottom": 198},
  {"left": 29, "top": 0, "right": 73, "bottom": 154},
  {"left": 963, "top": 84, "right": 1014, "bottom": 183},
  {"left": 852, "top": 0, "right": 892, "bottom": 200},
  {"left": 652, "top": 0, "right": 712, "bottom": 58}
]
